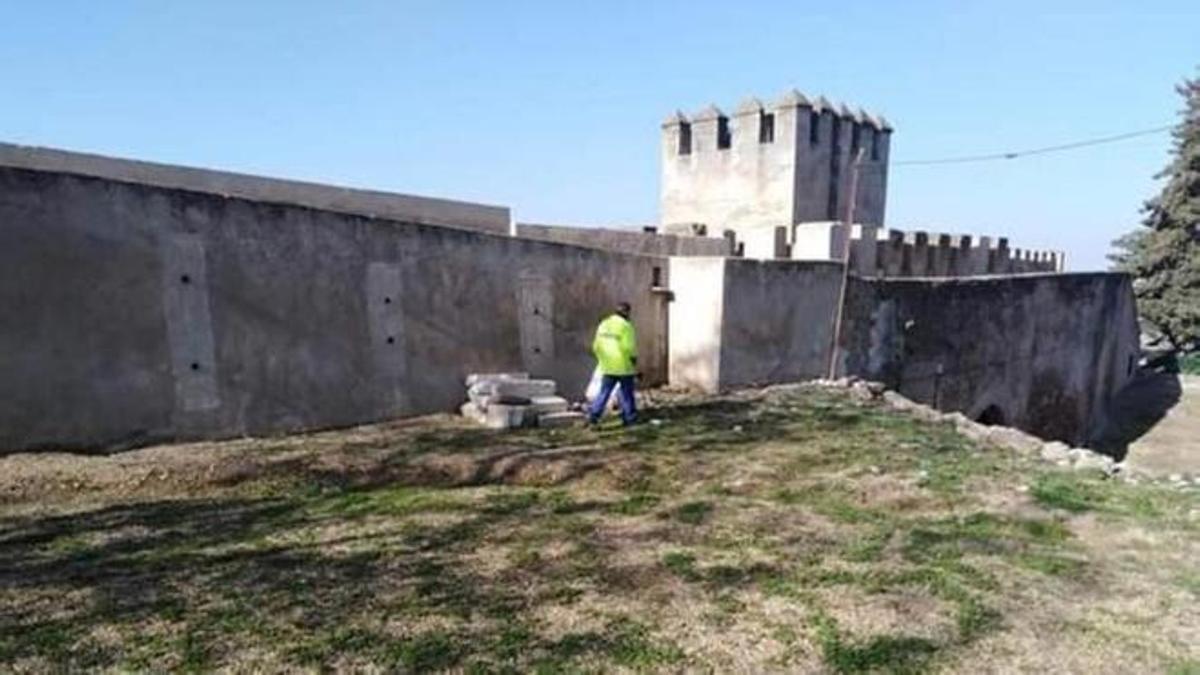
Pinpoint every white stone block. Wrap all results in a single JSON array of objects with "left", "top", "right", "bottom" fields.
[
  {"left": 530, "top": 395, "right": 569, "bottom": 415},
  {"left": 539, "top": 411, "right": 586, "bottom": 428},
  {"left": 460, "top": 402, "right": 487, "bottom": 425},
  {"left": 465, "top": 372, "right": 529, "bottom": 387},
  {"left": 486, "top": 403, "right": 531, "bottom": 430},
  {"left": 494, "top": 379, "right": 556, "bottom": 399}
]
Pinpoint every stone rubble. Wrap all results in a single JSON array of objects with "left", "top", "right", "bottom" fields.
[
  {"left": 461, "top": 373, "right": 585, "bottom": 430},
  {"left": 809, "top": 377, "right": 1196, "bottom": 488}
]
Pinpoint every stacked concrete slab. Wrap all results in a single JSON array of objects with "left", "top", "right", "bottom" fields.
[{"left": 460, "top": 373, "right": 585, "bottom": 429}]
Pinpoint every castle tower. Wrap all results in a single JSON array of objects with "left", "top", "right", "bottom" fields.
[{"left": 660, "top": 90, "right": 892, "bottom": 242}]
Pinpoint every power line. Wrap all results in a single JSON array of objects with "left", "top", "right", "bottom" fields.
[{"left": 892, "top": 124, "right": 1173, "bottom": 166}]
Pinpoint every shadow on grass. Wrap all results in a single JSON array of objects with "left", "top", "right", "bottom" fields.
[
  {"left": 1, "top": 387, "right": 1003, "bottom": 671},
  {"left": 0, "top": 485, "right": 682, "bottom": 671},
  {"left": 1092, "top": 368, "right": 1182, "bottom": 459}
]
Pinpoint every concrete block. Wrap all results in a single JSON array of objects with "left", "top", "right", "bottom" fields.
[
  {"left": 496, "top": 379, "right": 556, "bottom": 399},
  {"left": 465, "top": 372, "right": 529, "bottom": 387},
  {"left": 467, "top": 378, "right": 555, "bottom": 407},
  {"left": 463, "top": 396, "right": 537, "bottom": 430},
  {"left": 486, "top": 403, "right": 531, "bottom": 430},
  {"left": 530, "top": 395, "right": 569, "bottom": 415},
  {"left": 539, "top": 411, "right": 586, "bottom": 428},
  {"left": 460, "top": 402, "right": 488, "bottom": 425}
]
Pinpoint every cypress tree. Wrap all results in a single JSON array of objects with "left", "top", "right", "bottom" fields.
[{"left": 1111, "top": 72, "right": 1200, "bottom": 352}]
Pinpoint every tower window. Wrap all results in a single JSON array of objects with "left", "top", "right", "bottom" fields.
[
  {"left": 870, "top": 133, "right": 880, "bottom": 161},
  {"left": 759, "top": 112, "right": 775, "bottom": 143},
  {"left": 679, "top": 122, "right": 692, "bottom": 155},
  {"left": 809, "top": 111, "right": 820, "bottom": 146},
  {"left": 717, "top": 115, "right": 731, "bottom": 150},
  {"left": 850, "top": 124, "right": 861, "bottom": 154}
]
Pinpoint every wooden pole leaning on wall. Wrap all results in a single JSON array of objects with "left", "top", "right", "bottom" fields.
[{"left": 826, "top": 147, "right": 866, "bottom": 380}]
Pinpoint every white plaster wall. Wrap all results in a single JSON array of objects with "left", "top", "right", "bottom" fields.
[{"left": 667, "top": 257, "right": 727, "bottom": 393}]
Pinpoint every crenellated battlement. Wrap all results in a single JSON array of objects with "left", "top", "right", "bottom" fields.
[
  {"left": 660, "top": 89, "right": 893, "bottom": 245},
  {"left": 789, "top": 222, "right": 1063, "bottom": 277},
  {"left": 661, "top": 90, "right": 891, "bottom": 160}
]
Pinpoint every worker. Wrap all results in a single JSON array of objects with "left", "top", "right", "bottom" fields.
[{"left": 588, "top": 301, "right": 638, "bottom": 426}]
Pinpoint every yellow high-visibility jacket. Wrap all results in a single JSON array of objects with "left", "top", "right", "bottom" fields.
[{"left": 592, "top": 313, "right": 638, "bottom": 376}]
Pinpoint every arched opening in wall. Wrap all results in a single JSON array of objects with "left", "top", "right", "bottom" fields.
[{"left": 976, "top": 405, "right": 1007, "bottom": 427}]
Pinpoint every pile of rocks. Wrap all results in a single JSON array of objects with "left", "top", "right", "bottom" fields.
[
  {"left": 460, "top": 373, "right": 586, "bottom": 430},
  {"left": 807, "top": 377, "right": 1132, "bottom": 478}
]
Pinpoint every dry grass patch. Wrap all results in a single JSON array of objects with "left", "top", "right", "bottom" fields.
[{"left": 1, "top": 385, "right": 1197, "bottom": 672}]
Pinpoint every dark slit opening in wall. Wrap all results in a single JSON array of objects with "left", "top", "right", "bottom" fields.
[{"left": 652, "top": 266, "right": 662, "bottom": 287}]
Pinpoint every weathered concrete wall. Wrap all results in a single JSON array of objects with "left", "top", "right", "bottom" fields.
[
  {"left": 793, "top": 223, "right": 1061, "bottom": 276},
  {"left": 719, "top": 259, "right": 843, "bottom": 389},
  {"left": 0, "top": 165, "right": 666, "bottom": 452},
  {"left": 0, "top": 142, "right": 511, "bottom": 235},
  {"left": 840, "top": 273, "right": 1140, "bottom": 446},
  {"left": 661, "top": 91, "right": 891, "bottom": 244},
  {"left": 666, "top": 258, "right": 842, "bottom": 392},
  {"left": 515, "top": 222, "right": 732, "bottom": 257}
]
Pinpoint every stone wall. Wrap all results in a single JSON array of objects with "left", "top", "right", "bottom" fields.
[
  {"left": 790, "top": 222, "right": 1062, "bottom": 276},
  {"left": 0, "top": 165, "right": 667, "bottom": 452},
  {"left": 515, "top": 222, "right": 732, "bottom": 257},
  {"left": 667, "top": 258, "right": 843, "bottom": 392},
  {"left": 0, "top": 142, "right": 511, "bottom": 235},
  {"left": 839, "top": 273, "right": 1140, "bottom": 446}
]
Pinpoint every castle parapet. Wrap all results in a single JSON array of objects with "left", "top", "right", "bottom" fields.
[{"left": 789, "top": 223, "right": 1063, "bottom": 277}]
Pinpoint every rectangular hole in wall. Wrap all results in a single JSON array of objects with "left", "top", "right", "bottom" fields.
[
  {"left": 871, "top": 133, "right": 880, "bottom": 161},
  {"left": 759, "top": 112, "right": 775, "bottom": 143},
  {"left": 717, "top": 116, "right": 731, "bottom": 150},
  {"left": 850, "top": 124, "right": 861, "bottom": 154},
  {"left": 809, "top": 111, "right": 820, "bottom": 146},
  {"left": 652, "top": 266, "right": 662, "bottom": 287},
  {"left": 679, "top": 122, "right": 692, "bottom": 155}
]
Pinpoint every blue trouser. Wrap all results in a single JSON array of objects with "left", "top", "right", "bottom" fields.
[{"left": 588, "top": 374, "right": 637, "bottom": 425}]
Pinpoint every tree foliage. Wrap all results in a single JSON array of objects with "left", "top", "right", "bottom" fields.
[{"left": 1111, "top": 72, "right": 1200, "bottom": 351}]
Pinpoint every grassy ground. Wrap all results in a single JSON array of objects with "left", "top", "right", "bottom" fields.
[{"left": 1, "top": 385, "right": 1197, "bottom": 673}]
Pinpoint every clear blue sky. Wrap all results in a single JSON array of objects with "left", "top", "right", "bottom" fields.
[{"left": 2, "top": 1, "right": 1197, "bottom": 270}]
